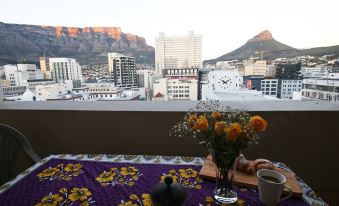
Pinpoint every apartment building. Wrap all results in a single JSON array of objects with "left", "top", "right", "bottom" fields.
[
  {"left": 108, "top": 53, "right": 137, "bottom": 89},
  {"left": 49, "top": 58, "right": 83, "bottom": 83}
]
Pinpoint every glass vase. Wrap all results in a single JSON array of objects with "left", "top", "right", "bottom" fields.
[{"left": 209, "top": 149, "right": 239, "bottom": 204}]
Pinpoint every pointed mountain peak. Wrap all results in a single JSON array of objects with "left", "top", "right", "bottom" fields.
[{"left": 248, "top": 30, "right": 273, "bottom": 42}]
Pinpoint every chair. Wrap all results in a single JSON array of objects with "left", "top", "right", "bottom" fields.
[{"left": 0, "top": 123, "right": 41, "bottom": 185}]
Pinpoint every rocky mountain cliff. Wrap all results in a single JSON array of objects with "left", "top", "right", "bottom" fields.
[
  {"left": 0, "top": 22, "right": 154, "bottom": 65},
  {"left": 204, "top": 30, "right": 339, "bottom": 64}
]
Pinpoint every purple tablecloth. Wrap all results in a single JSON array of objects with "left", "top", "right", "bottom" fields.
[{"left": 0, "top": 156, "right": 309, "bottom": 206}]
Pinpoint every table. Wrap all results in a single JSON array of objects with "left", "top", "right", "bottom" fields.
[{"left": 0, "top": 154, "right": 328, "bottom": 206}]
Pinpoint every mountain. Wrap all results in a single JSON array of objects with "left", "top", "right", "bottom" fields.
[
  {"left": 0, "top": 22, "right": 154, "bottom": 65},
  {"left": 204, "top": 30, "right": 339, "bottom": 64}
]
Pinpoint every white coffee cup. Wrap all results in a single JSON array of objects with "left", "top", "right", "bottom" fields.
[{"left": 257, "top": 169, "right": 293, "bottom": 206}]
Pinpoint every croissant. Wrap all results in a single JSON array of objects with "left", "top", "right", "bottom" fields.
[
  {"left": 236, "top": 156, "right": 275, "bottom": 174},
  {"left": 236, "top": 155, "right": 255, "bottom": 174}
]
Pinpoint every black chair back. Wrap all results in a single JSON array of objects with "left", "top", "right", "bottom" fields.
[{"left": 0, "top": 124, "right": 41, "bottom": 185}]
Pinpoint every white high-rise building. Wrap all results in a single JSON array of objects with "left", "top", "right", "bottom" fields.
[
  {"left": 155, "top": 31, "right": 202, "bottom": 77},
  {"left": 49, "top": 58, "right": 83, "bottom": 83},
  {"left": 108, "top": 52, "right": 137, "bottom": 89}
]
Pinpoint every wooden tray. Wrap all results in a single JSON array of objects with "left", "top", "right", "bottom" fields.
[{"left": 199, "top": 155, "right": 302, "bottom": 198}]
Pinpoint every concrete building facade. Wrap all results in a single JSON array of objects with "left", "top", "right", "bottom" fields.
[
  {"left": 108, "top": 53, "right": 137, "bottom": 89},
  {"left": 155, "top": 31, "right": 202, "bottom": 76},
  {"left": 49, "top": 58, "right": 83, "bottom": 83},
  {"left": 278, "top": 79, "right": 303, "bottom": 99},
  {"left": 4, "top": 64, "right": 38, "bottom": 86},
  {"left": 243, "top": 60, "right": 267, "bottom": 76},
  {"left": 39, "top": 57, "right": 51, "bottom": 79},
  {"left": 302, "top": 73, "right": 339, "bottom": 101},
  {"left": 261, "top": 79, "right": 278, "bottom": 97}
]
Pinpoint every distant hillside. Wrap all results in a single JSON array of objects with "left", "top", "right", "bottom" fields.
[
  {"left": 0, "top": 22, "right": 155, "bottom": 65},
  {"left": 204, "top": 30, "right": 339, "bottom": 64}
]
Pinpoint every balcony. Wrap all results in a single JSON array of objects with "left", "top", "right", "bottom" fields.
[{"left": 0, "top": 100, "right": 338, "bottom": 204}]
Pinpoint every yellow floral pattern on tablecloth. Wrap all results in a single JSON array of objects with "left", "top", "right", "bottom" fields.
[
  {"left": 35, "top": 187, "right": 95, "bottom": 206},
  {"left": 118, "top": 193, "right": 152, "bottom": 206},
  {"left": 37, "top": 163, "right": 84, "bottom": 181},
  {"left": 160, "top": 168, "right": 203, "bottom": 189},
  {"left": 96, "top": 166, "right": 143, "bottom": 187}
]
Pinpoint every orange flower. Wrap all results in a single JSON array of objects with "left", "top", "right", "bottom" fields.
[
  {"left": 211, "top": 112, "right": 222, "bottom": 120},
  {"left": 249, "top": 115, "right": 267, "bottom": 132},
  {"left": 214, "top": 121, "right": 226, "bottom": 136},
  {"left": 193, "top": 116, "right": 209, "bottom": 132},
  {"left": 225, "top": 123, "right": 242, "bottom": 141}
]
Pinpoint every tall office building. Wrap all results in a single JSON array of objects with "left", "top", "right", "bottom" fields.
[
  {"left": 39, "top": 57, "right": 51, "bottom": 78},
  {"left": 108, "top": 52, "right": 137, "bottom": 89},
  {"left": 155, "top": 31, "right": 202, "bottom": 77},
  {"left": 49, "top": 58, "right": 83, "bottom": 83}
]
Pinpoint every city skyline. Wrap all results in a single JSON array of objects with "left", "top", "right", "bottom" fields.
[{"left": 1, "top": 0, "right": 339, "bottom": 60}]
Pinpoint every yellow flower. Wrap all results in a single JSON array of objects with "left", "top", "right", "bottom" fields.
[
  {"left": 179, "top": 168, "right": 197, "bottom": 178},
  {"left": 186, "top": 114, "right": 198, "bottom": 127},
  {"left": 121, "top": 166, "right": 138, "bottom": 176},
  {"left": 205, "top": 196, "right": 214, "bottom": 203},
  {"left": 214, "top": 121, "right": 226, "bottom": 136},
  {"left": 68, "top": 188, "right": 92, "bottom": 202},
  {"left": 195, "top": 185, "right": 202, "bottom": 189},
  {"left": 59, "top": 188, "right": 67, "bottom": 194},
  {"left": 80, "top": 201, "right": 90, "bottom": 206},
  {"left": 225, "top": 123, "right": 242, "bottom": 141},
  {"left": 193, "top": 116, "right": 209, "bottom": 132},
  {"left": 169, "top": 169, "right": 176, "bottom": 174},
  {"left": 64, "top": 163, "right": 82, "bottom": 172},
  {"left": 142, "top": 194, "right": 152, "bottom": 206},
  {"left": 141, "top": 193, "right": 151, "bottom": 199},
  {"left": 35, "top": 193, "right": 64, "bottom": 206},
  {"left": 132, "top": 175, "right": 139, "bottom": 180},
  {"left": 95, "top": 171, "right": 116, "bottom": 183},
  {"left": 129, "top": 194, "right": 138, "bottom": 200},
  {"left": 118, "top": 201, "right": 138, "bottom": 206},
  {"left": 37, "top": 167, "right": 60, "bottom": 178},
  {"left": 127, "top": 182, "right": 135, "bottom": 186},
  {"left": 211, "top": 112, "right": 222, "bottom": 120},
  {"left": 236, "top": 198, "right": 246, "bottom": 206},
  {"left": 195, "top": 177, "right": 202, "bottom": 182},
  {"left": 249, "top": 115, "right": 267, "bottom": 132},
  {"left": 111, "top": 167, "right": 118, "bottom": 171},
  {"left": 160, "top": 174, "right": 178, "bottom": 183}
]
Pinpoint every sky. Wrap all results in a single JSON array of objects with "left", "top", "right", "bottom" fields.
[{"left": 1, "top": 0, "right": 339, "bottom": 60}]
